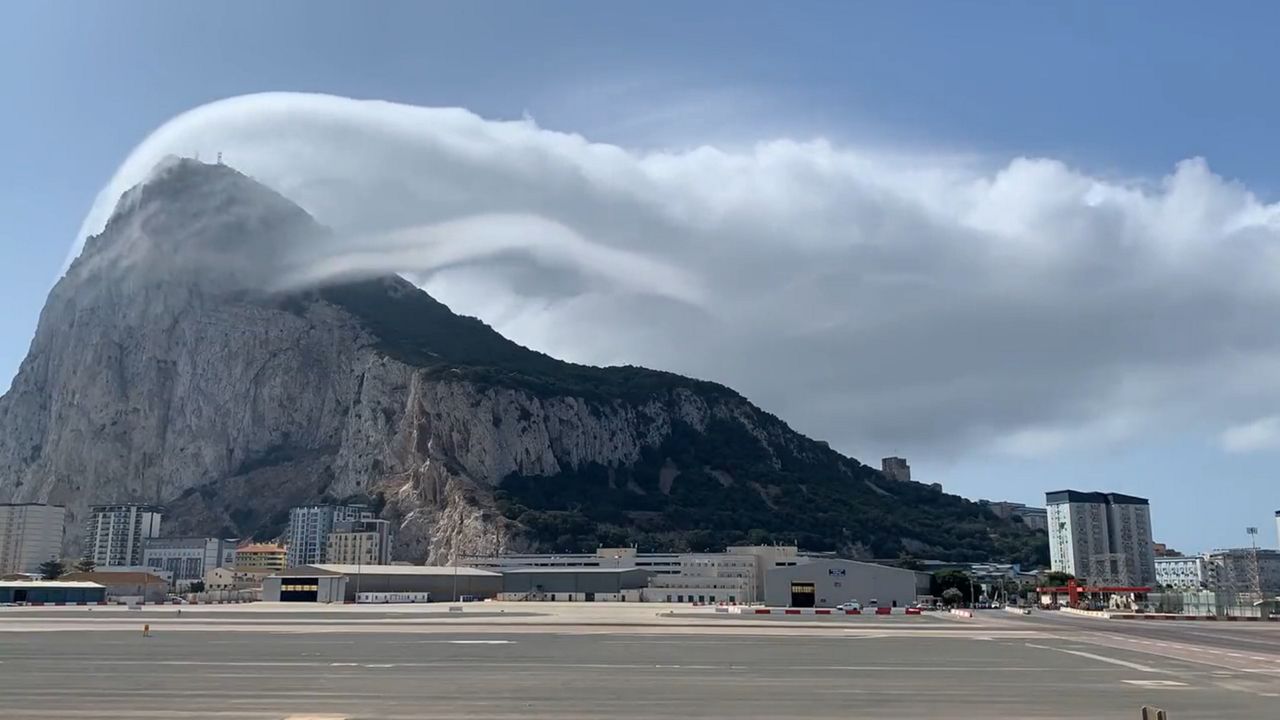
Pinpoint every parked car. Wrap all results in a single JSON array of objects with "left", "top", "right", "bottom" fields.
[
  {"left": 836, "top": 600, "right": 861, "bottom": 611},
  {"left": 867, "top": 598, "right": 878, "bottom": 607}
]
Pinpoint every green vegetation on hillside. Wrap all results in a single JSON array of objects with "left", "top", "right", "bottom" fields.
[
  {"left": 319, "top": 278, "right": 733, "bottom": 403},
  {"left": 316, "top": 276, "right": 1046, "bottom": 565},
  {"left": 497, "top": 418, "right": 1049, "bottom": 564}
]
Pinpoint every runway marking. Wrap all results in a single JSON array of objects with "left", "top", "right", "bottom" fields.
[
  {"left": 1122, "top": 680, "right": 1186, "bottom": 687},
  {"left": 363, "top": 664, "right": 395, "bottom": 668},
  {"left": 444, "top": 640, "right": 513, "bottom": 645},
  {"left": 1038, "top": 646, "right": 1161, "bottom": 673},
  {"left": 328, "top": 663, "right": 358, "bottom": 667}
]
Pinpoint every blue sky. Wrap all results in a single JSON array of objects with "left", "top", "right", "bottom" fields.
[{"left": 3, "top": 1, "right": 1280, "bottom": 552}]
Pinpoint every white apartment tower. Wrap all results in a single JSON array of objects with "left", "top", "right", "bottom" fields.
[
  {"left": 0, "top": 503, "right": 66, "bottom": 575},
  {"left": 84, "top": 504, "right": 163, "bottom": 567},
  {"left": 1046, "top": 490, "right": 1156, "bottom": 587},
  {"left": 285, "top": 505, "right": 371, "bottom": 567}
]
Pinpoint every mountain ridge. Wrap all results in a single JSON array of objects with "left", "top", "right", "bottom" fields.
[{"left": 0, "top": 159, "right": 1046, "bottom": 565}]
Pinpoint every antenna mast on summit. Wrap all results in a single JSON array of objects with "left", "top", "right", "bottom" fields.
[{"left": 216, "top": 152, "right": 223, "bottom": 165}]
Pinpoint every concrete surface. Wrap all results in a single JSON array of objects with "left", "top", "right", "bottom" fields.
[{"left": 0, "top": 604, "right": 1277, "bottom": 719}]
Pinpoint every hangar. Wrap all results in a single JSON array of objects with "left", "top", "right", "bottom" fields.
[
  {"left": 500, "top": 567, "right": 653, "bottom": 601},
  {"left": 261, "top": 565, "right": 502, "bottom": 603},
  {"left": 765, "top": 558, "right": 917, "bottom": 608}
]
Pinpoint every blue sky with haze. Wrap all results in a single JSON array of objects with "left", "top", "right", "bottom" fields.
[{"left": 3, "top": 1, "right": 1280, "bottom": 553}]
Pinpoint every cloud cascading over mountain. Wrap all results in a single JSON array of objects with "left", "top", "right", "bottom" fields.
[{"left": 72, "top": 92, "right": 1280, "bottom": 461}]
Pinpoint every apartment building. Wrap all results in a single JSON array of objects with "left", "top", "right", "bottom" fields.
[
  {"left": 285, "top": 505, "right": 371, "bottom": 567},
  {"left": 1046, "top": 490, "right": 1156, "bottom": 587},
  {"left": 83, "top": 504, "right": 163, "bottom": 567},
  {"left": 0, "top": 503, "right": 65, "bottom": 575},
  {"left": 326, "top": 519, "right": 391, "bottom": 565},
  {"left": 235, "top": 543, "right": 287, "bottom": 571}
]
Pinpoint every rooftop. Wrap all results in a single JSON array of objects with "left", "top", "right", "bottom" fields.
[
  {"left": 500, "top": 567, "right": 654, "bottom": 575},
  {"left": 0, "top": 580, "right": 105, "bottom": 589},
  {"left": 281, "top": 564, "right": 501, "bottom": 577}
]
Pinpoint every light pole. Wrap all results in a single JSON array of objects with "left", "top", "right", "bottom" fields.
[
  {"left": 452, "top": 542, "right": 459, "bottom": 602},
  {"left": 1246, "top": 527, "right": 1261, "bottom": 598}
]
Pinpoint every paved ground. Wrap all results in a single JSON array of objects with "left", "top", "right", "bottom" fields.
[{"left": 1, "top": 605, "right": 1277, "bottom": 719}]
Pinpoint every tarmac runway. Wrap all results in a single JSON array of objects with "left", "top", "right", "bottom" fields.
[{"left": 1, "top": 605, "right": 1277, "bottom": 719}]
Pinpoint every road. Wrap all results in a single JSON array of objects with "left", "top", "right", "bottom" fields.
[{"left": 0, "top": 606, "right": 1277, "bottom": 719}]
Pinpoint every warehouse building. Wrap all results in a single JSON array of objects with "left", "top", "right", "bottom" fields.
[
  {"left": 0, "top": 580, "right": 106, "bottom": 604},
  {"left": 262, "top": 564, "right": 502, "bottom": 603},
  {"left": 764, "top": 558, "right": 917, "bottom": 608},
  {"left": 499, "top": 567, "right": 653, "bottom": 601}
]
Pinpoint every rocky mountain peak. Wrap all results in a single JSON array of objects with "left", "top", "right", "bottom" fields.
[
  {"left": 72, "top": 157, "right": 322, "bottom": 295},
  {"left": 0, "top": 165, "right": 1048, "bottom": 566}
]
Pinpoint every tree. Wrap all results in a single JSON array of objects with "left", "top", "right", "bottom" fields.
[
  {"left": 188, "top": 580, "right": 205, "bottom": 593},
  {"left": 1044, "top": 571, "right": 1074, "bottom": 586},
  {"left": 931, "top": 570, "right": 973, "bottom": 598},
  {"left": 38, "top": 558, "right": 65, "bottom": 580},
  {"left": 941, "top": 587, "right": 964, "bottom": 607},
  {"left": 896, "top": 552, "right": 923, "bottom": 571},
  {"left": 74, "top": 556, "right": 96, "bottom": 573}
]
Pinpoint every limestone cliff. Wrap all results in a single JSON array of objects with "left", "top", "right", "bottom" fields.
[{"left": 0, "top": 159, "right": 1047, "bottom": 565}]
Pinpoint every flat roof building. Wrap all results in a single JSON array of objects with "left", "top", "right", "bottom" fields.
[
  {"left": 262, "top": 564, "right": 502, "bottom": 603},
  {"left": 1046, "top": 490, "right": 1156, "bottom": 587},
  {"left": 764, "top": 558, "right": 917, "bottom": 609},
  {"left": 500, "top": 567, "right": 653, "bottom": 600},
  {"left": 0, "top": 580, "right": 106, "bottom": 605},
  {"left": 0, "top": 503, "right": 65, "bottom": 575}
]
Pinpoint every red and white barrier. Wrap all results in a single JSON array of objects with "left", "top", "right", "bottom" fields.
[
  {"left": 731, "top": 606, "right": 925, "bottom": 616},
  {"left": 949, "top": 608, "right": 974, "bottom": 618}
]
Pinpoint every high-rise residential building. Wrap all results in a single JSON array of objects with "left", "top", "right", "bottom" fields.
[
  {"left": 1045, "top": 490, "right": 1156, "bottom": 587},
  {"left": 84, "top": 504, "right": 163, "bottom": 567},
  {"left": 0, "top": 503, "right": 66, "bottom": 575},
  {"left": 285, "top": 505, "right": 371, "bottom": 567},
  {"left": 143, "top": 537, "right": 237, "bottom": 583},
  {"left": 235, "top": 543, "right": 288, "bottom": 572},
  {"left": 326, "top": 519, "right": 391, "bottom": 565},
  {"left": 881, "top": 457, "right": 911, "bottom": 483}
]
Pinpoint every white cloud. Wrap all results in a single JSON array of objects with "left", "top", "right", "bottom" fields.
[
  {"left": 1220, "top": 416, "right": 1280, "bottom": 453},
  {"left": 67, "top": 92, "right": 1280, "bottom": 461}
]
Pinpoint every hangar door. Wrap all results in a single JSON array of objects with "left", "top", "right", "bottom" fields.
[
  {"left": 280, "top": 580, "right": 319, "bottom": 602},
  {"left": 790, "top": 582, "right": 816, "bottom": 608}
]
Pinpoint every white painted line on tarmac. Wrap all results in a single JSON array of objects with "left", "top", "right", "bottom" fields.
[
  {"left": 363, "top": 664, "right": 395, "bottom": 668},
  {"left": 1122, "top": 680, "right": 1186, "bottom": 687},
  {"left": 1040, "top": 646, "right": 1162, "bottom": 673},
  {"left": 440, "top": 639, "right": 514, "bottom": 644},
  {"left": 328, "top": 663, "right": 358, "bottom": 667}
]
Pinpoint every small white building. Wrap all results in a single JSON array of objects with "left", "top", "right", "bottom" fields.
[{"left": 1154, "top": 556, "right": 1206, "bottom": 590}]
